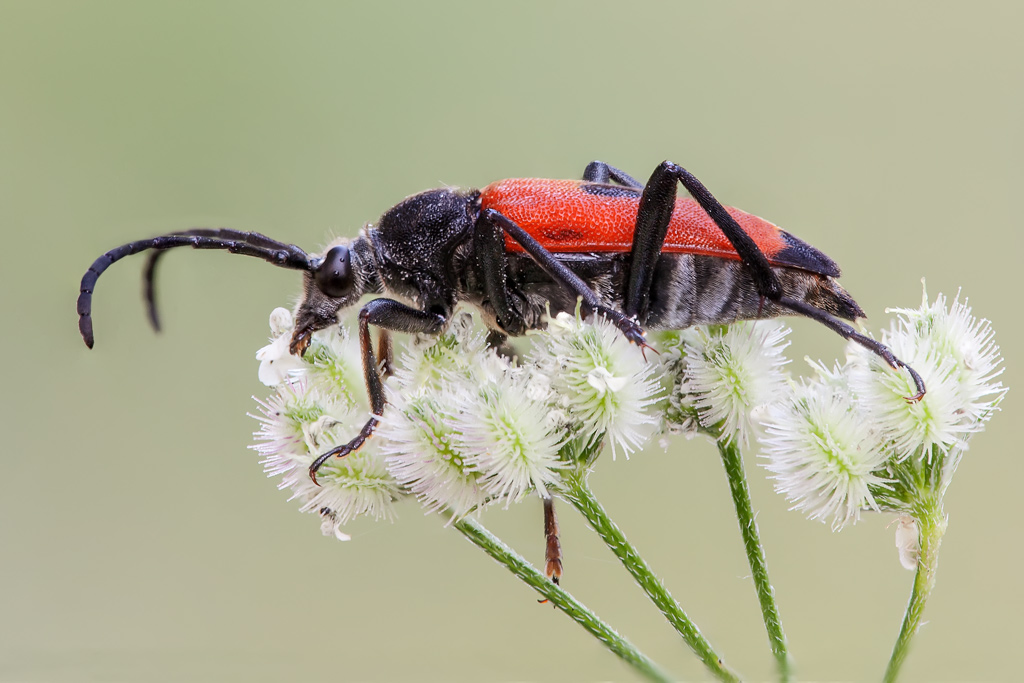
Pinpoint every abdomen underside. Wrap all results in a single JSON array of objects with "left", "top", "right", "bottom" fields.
[{"left": 505, "top": 252, "right": 860, "bottom": 331}]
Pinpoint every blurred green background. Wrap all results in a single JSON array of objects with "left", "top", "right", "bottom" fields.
[{"left": 2, "top": 2, "right": 1020, "bottom": 681}]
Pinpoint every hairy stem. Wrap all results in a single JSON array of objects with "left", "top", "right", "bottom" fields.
[
  {"left": 716, "top": 438, "right": 791, "bottom": 681},
  {"left": 561, "top": 470, "right": 740, "bottom": 683},
  {"left": 452, "top": 515, "right": 673, "bottom": 683},
  {"left": 883, "top": 498, "right": 947, "bottom": 683}
]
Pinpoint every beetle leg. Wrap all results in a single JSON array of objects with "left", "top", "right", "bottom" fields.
[
  {"left": 474, "top": 210, "right": 527, "bottom": 336},
  {"left": 582, "top": 161, "right": 643, "bottom": 188},
  {"left": 624, "top": 161, "right": 925, "bottom": 399},
  {"left": 478, "top": 209, "right": 648, "bottom": 349},
  {"left": 376, "top": 329, "right": 394, "bottom": 379},
  {"left": 779, "top": 297, "right": 926, "bottom": 400},
  {"left": 624, "top": 161, "right": 783, "bottom": 321},
  {"left": 543, "top": 497, "right": 562, "bottom": 585},
  {"left": 307, "top": 298, "right": 446, "bottom": 484}
]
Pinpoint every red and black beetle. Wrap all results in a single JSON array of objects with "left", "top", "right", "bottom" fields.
[{"left": 78, "top": 160, "right": 925, "bottom": 484}]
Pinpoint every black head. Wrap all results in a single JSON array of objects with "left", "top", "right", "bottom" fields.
[{"left": 290, "top": 236, "right": 380, "bottom": 355}]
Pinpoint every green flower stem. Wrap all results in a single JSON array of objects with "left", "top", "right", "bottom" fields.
[
  {"left": 452, "top": 515, "right": 673, "bottom": 683},
  {"left": 561, "top": 470, "right": 740, "bottom": 683},
  {"left": 883, "top": 498, "right": 947, "bottom": 683},
  {"left": 716, "top": 438, "right": 791, "bottom": 682}
]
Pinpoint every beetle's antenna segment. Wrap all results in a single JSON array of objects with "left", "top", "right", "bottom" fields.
[
  {"left": 78, "top": 231, "right": 313, "bottom": 348},
  {"left": 778, "top": 296, "right": 926, "bottom": 401},
  {"left": 140, "top": 229, "right": 306, "bottom": 333}
]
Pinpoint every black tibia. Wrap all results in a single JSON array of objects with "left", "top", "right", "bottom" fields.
[
  {"left": 479, "top": 209, "right": 647, "bottom": 347},
  {"left": 78, "top": 231, "right": 311, "bottom": 348},
  {"left": 308, "top": 298, "right": 445, "bottom": 484},
  {"left": 625, "top": 161, "right": 925, "bottom": 399},
  {"left": 582, "top": 161, "right": 643, "bottom": 189},
  {"left": 625, "top": 161, "right": 782, "bottom": 321},
  {"left": 142, "top": 229, "right": 299, "bottom": 332},
  {"left": 474, "top": 209, "right": 526, "bottom": 335},
  {"left": 543, "top": 497, "right": 562, "bottom": 585},
  {"left": 779, "top": 296, "right": 926, "bottom": 400}
]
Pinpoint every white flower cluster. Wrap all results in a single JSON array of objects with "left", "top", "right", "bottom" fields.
[
  {"left": 250, "top": 286, "right": 1004, "bottom": 556},
  {"left": 760, "top": 288, "right": 1005, "bottom": 532},
  {"left": 250, "top": 308, "right": 660, "bottom": 540}
]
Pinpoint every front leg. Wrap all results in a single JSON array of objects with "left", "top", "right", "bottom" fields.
[{"left": 308, "top": 298, "right": 445, "bottom": 484}]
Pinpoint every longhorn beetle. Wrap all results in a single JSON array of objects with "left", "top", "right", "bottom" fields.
[{"left": 78, "top": 161, "right": 925, "bottom": 578}]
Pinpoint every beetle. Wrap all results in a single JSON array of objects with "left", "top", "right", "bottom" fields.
[{"left": 78, "top": 159, "right": 924, "bottom": 499}]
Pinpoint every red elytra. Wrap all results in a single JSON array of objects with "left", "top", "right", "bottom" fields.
[{"left": 480, "top": 177, "right": 790, "bottom": 264}]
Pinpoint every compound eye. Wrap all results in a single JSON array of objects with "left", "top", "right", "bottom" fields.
[{"left": 314, "top": 245, "right": 353, "bottom": 298}]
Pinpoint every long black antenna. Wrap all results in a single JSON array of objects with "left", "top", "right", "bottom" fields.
[
  {"left": 78, "top": 230, "right": 312, "bottom": 348},
  {"left": 140, "top": 228, "right": 306, "bottom": 332}
]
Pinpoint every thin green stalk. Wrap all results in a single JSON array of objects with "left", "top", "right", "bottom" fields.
[
  {"left": 452, "top": 515, "right": 673, "bottom": 683},
  {"left": 561, "top": 470, "right": 740, "bottom": 683},
  {"left": 883, "top": 499, "right": 947, "bottom": 683},
  {"left": 716, "top": 438, "right": 791, "bottom": 682}
]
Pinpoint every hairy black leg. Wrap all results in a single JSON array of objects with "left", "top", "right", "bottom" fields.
[
  {"left": 479, "top": 209, "right": 647, "bottom": 348},
  {"left": 624, "top": 161, "right": 782, "bottom": 321},
  {"left": 779, "top": 296, "right": 926, "bottom": 400},
  {"left": 622, "top": 160, "right": 924, "bottom": 398},
  {"left": 474, "top": 211, "right": 526, "bottom": 336},
  {"left": 142, "top": 229, "right": 297, "bottom": 332},
  {"left": 79, "top": 233, "right": 311, "bottom": 348},
  {"left": 307, "top": 298, "right": 446, "bottom": 484},
  {"left": 582, "top": 161, "right": 643, "bottom": 188}
]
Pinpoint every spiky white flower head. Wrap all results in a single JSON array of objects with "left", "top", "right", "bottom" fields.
[
  {"left": 377, "top": 317, "right": 493, "bottom": 518},
  {"left": 887, "top": 286, "right": 1004, "bottom": 428},
  {"left": 298, "top": 326, "right": 365, "bottom": 409},
  {"left": 759, "top": 287, "right": 1005, "bottom": 532},
  {"left": 454, "top": 366, "right": 565, "bottom": 505},
  {"left": 380, "top": 389, "right": 489, "bottom": 519},
  {"left": 894, "top": 514, "right": 919, "bottom": 570},
  {"left": 669, "top": 321, "right": 790, "bottom": 446},
  {"left": 848, "top": 287, "right": 1006, "bottom": 462},
  {"left": 251, "top": 309, "right": 400, "bottom": 540},
  {"left": 380, "top": 315, "right": 567, "bottom": 516},
  {"left": 530, "top": 311, "right": 660, "bottom": 458},
  {"left": 760, "top": 377, "right": 890, "bottom": 530}
]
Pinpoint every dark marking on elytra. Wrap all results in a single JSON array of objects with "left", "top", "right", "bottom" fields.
[
  {"left": 542, "top": 227, "right": 584, "bottom": 242},
  {"left": 580, "top": 182, "right": 642, "bottom": 198}
]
